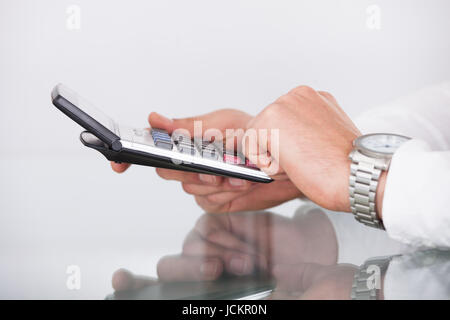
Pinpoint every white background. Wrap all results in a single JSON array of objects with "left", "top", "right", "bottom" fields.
[{"left": 0, "top": 0, "right": 449, "bottom": 298}]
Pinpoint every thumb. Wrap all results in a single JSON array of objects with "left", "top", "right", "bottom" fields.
[
  {"left": 148, "top": 109, "right": 252, "bottom": 137},
  {"left": 148, "top": 112, "right": 176, "bottom": 133}
]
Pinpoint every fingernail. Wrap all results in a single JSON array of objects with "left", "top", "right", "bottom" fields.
[
  {"left": 199, "top": 174, "right": 217, "bottom": 184},
  {"left": 228, "top": 178, "right": 246, "bottom": 187},
  {"left": 230, "top": 257, "right": 250, "bottom": 275},
  {"left": 200, "top": 261, "right": 219, "bottom": 277}
]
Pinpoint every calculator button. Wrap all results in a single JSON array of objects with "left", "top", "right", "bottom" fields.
[
  {"left": 245, "top": 159, "right": 259, "bottom": 169},
  {"left": 213, "top": 142, "right": 225, "bottom": 158},
  {"left": 151, "top": 128, "right": 169, "bottom": 134},
  {"left": 151, "top": 128, "right": 173, "bottom": 149},
  {"left": 152, "top": 133, "right": 171, "bottom": 142},
  {"left": 223, "top": 153, "right": 242, "bottom": 164},
  {"left": 198, "top": 141, "right": 219, "bottom": 160},
  {"left": 172, "top": 133, "right": 198, "bottom": 155},
  {"left": 202, "top": 152, "right": 218, "bottom": 160},
  {"left": 172, "top": 133, "right": 191, "bottom": 144},
  {"left": 151, "top": 128, "right": 171, "bottom": 138},
  {"left": 202, "top": 148, "right": 218, "bottom": 160},
  {"left": 154, "top": 140, "right": 173, "bottom": 150},
  {"left": 177, "top": 143, "right": 196, "bottom": 155}
]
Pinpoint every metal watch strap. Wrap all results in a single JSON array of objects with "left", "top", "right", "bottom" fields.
[
  {"left": 351, "top": 256, "right": 393, "bottom": 300},
  {"left": 349, "top": 150, "right": 386, "bottom": 230}
]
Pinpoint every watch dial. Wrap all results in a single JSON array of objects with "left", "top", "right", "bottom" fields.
[{"left": 360, "top": 134, "right": 409, "bottom": 154}]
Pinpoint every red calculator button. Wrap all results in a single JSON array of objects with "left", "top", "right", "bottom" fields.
[
  {"left": 245, "top": 159, "right": 258, "bottom": 169},
  {"left": 223, "top": 154, "right": 241, "bottom": 164}
]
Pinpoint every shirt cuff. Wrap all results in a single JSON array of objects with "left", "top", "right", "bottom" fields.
[{"left": 382, "top": 139, "right": 450, "bottom": 247}]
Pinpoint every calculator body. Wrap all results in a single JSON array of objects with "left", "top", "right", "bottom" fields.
[{"left": 52, "top": 84, "right": 272, "bottom": 183}]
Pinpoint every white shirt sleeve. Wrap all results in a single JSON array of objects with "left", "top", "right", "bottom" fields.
[
  {"left": 355, "top": 82, "right": 450, "bottom": 150},
  {"left": 354, "top": 82, "right": 450, "bottom": 248},
  {"left": 382, "top": 140, "right": 450, "bottom": 247}
]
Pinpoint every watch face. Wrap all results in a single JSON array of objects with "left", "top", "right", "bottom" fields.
[{"left": 355, "top": 134, "right": 410, "bottom": 157}]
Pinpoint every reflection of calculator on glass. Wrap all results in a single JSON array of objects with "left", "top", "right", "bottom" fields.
[
  {"left": 51, "top": 84, "right": 272, "bottom": 183},
  {"left": 106, "top": 275, "right": 275, "bottom": 300}
]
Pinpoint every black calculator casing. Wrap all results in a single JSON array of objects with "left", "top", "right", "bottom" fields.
[
  {"left": 79, "top": 131, "right": 272, "bottom": 183},
  {"left": 51, "top": 83, "right": 272, "bottom": 183}
]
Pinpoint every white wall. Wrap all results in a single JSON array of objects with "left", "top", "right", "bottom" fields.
[{"left": 0, "top": 0, "right": 449, "bottom": 298}]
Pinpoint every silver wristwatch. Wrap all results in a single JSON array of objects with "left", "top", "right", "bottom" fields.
[
  {"left": 349, "top": 133, "right": 410, "bottom": 229},
  {"left": 351, "top": 255, "right": 396, "bottom": 300}
]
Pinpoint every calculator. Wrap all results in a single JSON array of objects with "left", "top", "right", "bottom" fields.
[{"left": 51, "top": 84, "right": 272, "bottom": 183}]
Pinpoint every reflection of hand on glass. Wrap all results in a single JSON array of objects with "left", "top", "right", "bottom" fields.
[
  {"left": 270, "top": 263, "right": 357, "bottom": 300},
  {"left": 111, "top": 109, "right": 302, "bottom": 213},
  {"left": 111, "top": 269, "right": 157, "bottom": 292},
  {"left": 112, "top": 207, "right": 338, "bottom": 291}
]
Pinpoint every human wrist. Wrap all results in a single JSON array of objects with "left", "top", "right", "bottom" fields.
[{"left": 376, "top": 171, "right": 387, "bottom": 221}]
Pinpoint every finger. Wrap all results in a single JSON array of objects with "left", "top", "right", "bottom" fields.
[
  {"left": 200, "top": 228, "right": 260, "bottom": 258},
  {"left": 182, "top": 180, "right": 251, "bottom": 196},
  {"left": 317, "top": 91, "right": 350, "bottom": 121},
  {"left": 148, "top": 112, "right": 175, "bottom": 132},
  {"left": 267, "top": 172, "right": 290, "bottom": 181},
  {"left": 317, "top": 90, "right": 338, "bottom": 106},
  {"left": 198, "top": 174, "right": 224, "bottom": 186},
  {"left": 195, "top": 191, "right": 252, "bottom": 213},
  {"left": 182, "top": 232, "right": 262, "bottom": 275},
  {"left": 272, "top": 263, "right": 347, "bottom": 294},
  {"left": 191, "top": 218, "right": 258, "bottom": 256},
  {"left": 192, "top": 185, "right": 291, "bottom": 214},
  {"left": 242, "top": 129, "right": 283, "bottom": 177},
  {"left": 111, "top": 268, "right": 158, "bottom": 291},
  {"left": 111, "top": 162, "right": 131, "bottom": 173},
  {"left": 157, "top": 255, "right": 224, "bottom": 282},
  {"left": 155, "top": 167, "right": 202, "bottom": 184},
  {"left": 155, "top": 167, "right": 223, "bottom": 186},
  {"left": 227, "top": 182, "right": 302, "bottom": 213},
  {"left": 271, "top": 264, "right": 311, "bottom": 293},
  {"left": 194, "top": 195, "right": 231, "bottom": 213},
  {"left": 149, "top": 109, "right": 253, "bottom": 137},
  {"left": 226, "top": 178, "right": 253, "bottom": 188}
]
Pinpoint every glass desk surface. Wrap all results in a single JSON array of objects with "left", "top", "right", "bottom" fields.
[{"left": 0, "top": 157, "right": 449, "bottom": 300}]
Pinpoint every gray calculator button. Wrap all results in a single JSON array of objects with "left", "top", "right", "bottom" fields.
[
  {"left": 178, "top": 144, "right": 195, "bottom": 155},
  {"left": 202, "top": 149, "right": 218, "bottom": 160},
  {"left": 172, "top": 133, "right": 190, "bottom": 145},
  {"left": 154, "top": 140, "right": 173, "bottom": 150},
  {"left": 213, "top": 142, "right": 225, "bottom": 157},
  {"left": 197, "top": 140, "right": 215, "bottom": 156},
  {"left": 199, "top": 141, "right": 219, "bottom": 160}
]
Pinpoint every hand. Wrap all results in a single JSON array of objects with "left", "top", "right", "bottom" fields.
[
  {"left": 156, "top": 207, "right": 337, "bottom": 281},
  {"left": 111, "top": 109, "right": 302, "bottom": 213},
  {"left": 112, "top": 268, "right": 159, "bottom": 292},
  {"left": 111, "top": 206, "right": 338, "bottom": 291},
  {"left": 111, "top": 263, "right": 357, "bottom": 300},
  {"left": 242, "top": 86, "right": 361, "bottom": 212},
  {"left": 111, "top": 263, "right": 365, "bottom": 300}
]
